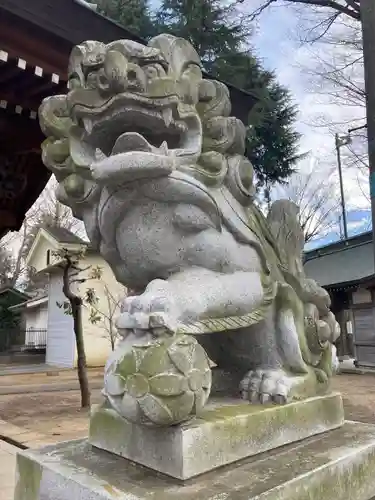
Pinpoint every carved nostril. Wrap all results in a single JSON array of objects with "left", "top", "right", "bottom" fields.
[{"left": 126, "top": 63, "right": 147, "bottom": 92}]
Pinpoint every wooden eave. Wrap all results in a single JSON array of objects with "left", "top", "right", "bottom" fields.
[
  {"left": 0, "top": 0, "right": 142, "bottom": 76},
  {"left": 0, "top": 0, "right": 256, "bottom": 120},
  {"left": 0, "top": 50, "right": 68, "bottom": 117},
  {"left": 0, "top": 46, "right": 67, "bottom": 236},
  {"left": 0, "top": 0, "right": 256, "bottom": 239}
]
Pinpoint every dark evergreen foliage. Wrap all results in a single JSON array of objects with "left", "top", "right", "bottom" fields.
[
  {"left": 96, "top": 0, "right": 302, "bottom": 190},
  {"left": 96, "top": 0, "right": 155, "bottom": 39}
]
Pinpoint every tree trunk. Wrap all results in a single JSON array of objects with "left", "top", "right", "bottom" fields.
[
  {"left": 62, "top": 255, "right": 90, "bottom": 409},
  {"left": 108, "top": 321, "right": 115, "bottom": 351},
  {"left": 72, "top": 300, "right": 91, "bottom": 408},
  {"left": 105, "top": 287, "right": 116, "bottom": 351}
]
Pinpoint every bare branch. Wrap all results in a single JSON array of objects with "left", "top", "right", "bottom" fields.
[
  {"left": 249, "top": 0, "right": 276, "bottom": 21},
  {"left": 84, "top": 281, "right": 126, "bottom": 350},
  {"left": 273, "top": 167, "right": 341, "bottom": 242},
  {"left": 302, "top": 11, "right": 341, "bottom": 43},
  {"left": 354, "top": 173, "right": 370, "bottom": 203},
  {"left": 71, "top": 264, "right": 91, "bottom": 274},
  {"left": 249, "top": 0, "right": 360, "bottom": 21}
]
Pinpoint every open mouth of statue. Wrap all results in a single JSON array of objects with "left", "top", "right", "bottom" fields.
[{"left": 77, "top": 100, "right": 191, "bottom": 158}]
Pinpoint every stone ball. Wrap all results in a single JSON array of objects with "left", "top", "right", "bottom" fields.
[{"left": 103, "top": 334, "right": 212, "bottom": 426}]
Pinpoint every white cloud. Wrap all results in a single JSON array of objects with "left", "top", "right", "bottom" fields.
[
  {"left": 347, "top": 218, "right": 369, "bottom": 232},
  {"left": 249, "top": 2, "right": 370, "bottom": 215}
]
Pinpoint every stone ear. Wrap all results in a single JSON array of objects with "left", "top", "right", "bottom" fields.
[
  {"left": 68, "top": 40, "right": 106, "bottom": 85},
  {"left": 198, "top": 80, "right": 231, "bottom": 120},
  {"left": 148, "top": 34, "right": 202, "bottom": 78},
  {"left": 225, "top": 155, "right": 255, "bottom": 206}
]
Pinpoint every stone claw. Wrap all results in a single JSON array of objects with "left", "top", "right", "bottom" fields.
[
  {"left": 115, "top": 287, "right": 180, "bottom": 337},
  {"left": 240, "top": 369, "right": 292, "bottom": 405}
]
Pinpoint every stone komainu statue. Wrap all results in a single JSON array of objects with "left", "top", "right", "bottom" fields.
[{"left": 39, "top": 34, "right": 339, "bottom": 426}]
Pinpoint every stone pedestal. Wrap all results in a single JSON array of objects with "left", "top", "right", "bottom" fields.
[
  {"left": 89, "top": 392, "right": 344, "bottom": 479},
  {"left": 14, "top": 421, "right": 375, "bottom": 500}
]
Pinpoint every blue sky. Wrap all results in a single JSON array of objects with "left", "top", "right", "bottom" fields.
[{"left": 304, "top": 209, "right": 372, "bottom": 250}]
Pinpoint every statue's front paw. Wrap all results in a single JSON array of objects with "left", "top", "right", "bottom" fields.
[
  {"left": 240, "top": 369, "right": 294, "bottom": 405},
  {"left": 116, "top": 288, "right": 180, "bottom": 337}
]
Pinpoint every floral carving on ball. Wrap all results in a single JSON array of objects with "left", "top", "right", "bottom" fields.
[{"left": 104, "top": 334, "right": 212, "bottom": 426}]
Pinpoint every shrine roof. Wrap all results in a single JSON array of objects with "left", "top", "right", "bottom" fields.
[
  {"left": 43, "top": 226, "right": 87, "bottom": 246},
  {"left": 304, "top": 232, "right": 375, "bottom": 288}
]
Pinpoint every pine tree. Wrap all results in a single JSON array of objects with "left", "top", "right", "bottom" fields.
[
  {"left": 156, "top": 0, "right": 245, "bottom": 72},
  {"left": 96, "top": 0, "right": 154, "bottom": 39},
  {"left": 212, "top": 52, "right": 301, "bottom": 189},
  {"left": 156, "top": 0, "right": 302, "bottom": 191}
]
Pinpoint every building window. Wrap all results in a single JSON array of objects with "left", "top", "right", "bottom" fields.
[
  {"left": 352, "top": 288, "right": 372, "bottom": 305},
  {"left": 46, "top": 249, "right": 51, "bottom": 266}
]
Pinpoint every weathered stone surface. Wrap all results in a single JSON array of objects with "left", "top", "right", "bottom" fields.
[
  {"left": 39, "top": 33, "right": 341, "bottom": 421},
  {"left": 14, "top": 421, "right": 375, "bottom": 500},
  {"left": 89, "top": 392, "right": 344, "bottom": 479},
  {"left": 104, "top": 334, "right": 212, "bottom": 426}
]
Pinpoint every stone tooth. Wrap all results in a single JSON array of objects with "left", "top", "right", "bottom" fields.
[
  {"left": 83, "top": 117, "right": 93, "bottom": 133},
  {"left": 159, "top": 141, "right": 168, "bottom": 155},
  {"left": 162, "top": 108, "right": 173, "bottom": 127}
]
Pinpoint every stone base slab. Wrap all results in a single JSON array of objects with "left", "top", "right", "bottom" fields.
[
  {"left": 89, "top": 392, "right": 344, "bottom": 479},
  {"left": 14, "top": 421, "right": 375, "bottom": 500}
]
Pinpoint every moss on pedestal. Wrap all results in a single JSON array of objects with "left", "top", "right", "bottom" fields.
[
  {"left": 89, "top": 393, "right": 344, "bottom": 480},
  {"left": 14, "top": 454, "right": 42, "bottom": 500},
  {"left": 14, "top": 420, "right": 375, "bottom": 499}
]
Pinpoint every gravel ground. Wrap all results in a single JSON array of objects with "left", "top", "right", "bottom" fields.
[
  {"left": 332, "top": 373, "right": 375, "bottom": 423},
  {"left": 0, "top": 373, "right": 374, "bottom": 442}
]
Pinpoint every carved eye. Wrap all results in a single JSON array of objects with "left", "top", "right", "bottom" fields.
[
  {"left": 145, "top": 66, "right": 157, "bottom": 80},
  {"left": 144, "top": 64, "right": 166, "bottom": 80}
]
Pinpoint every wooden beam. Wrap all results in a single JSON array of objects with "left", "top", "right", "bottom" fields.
[
  {"left": 0, "top": 92, "right": 40, "bottom": 114},
  {"left": 0, "top": 51, "right": 62, "bottom": 84},
  {"left": 0, "top": 0, "right": 142, "bottom": 46},
  {"left": 0, "top": 210, "right": 17, "bottom": 225},
  {"left": 0, "top": 16, "right": 69, "bottom": 76},
  {"left": 0, "top": 108, "right": 44, "bottom": 152},
  {"left": 0, "top": 151, "right": 50, "bottom": 233}
]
